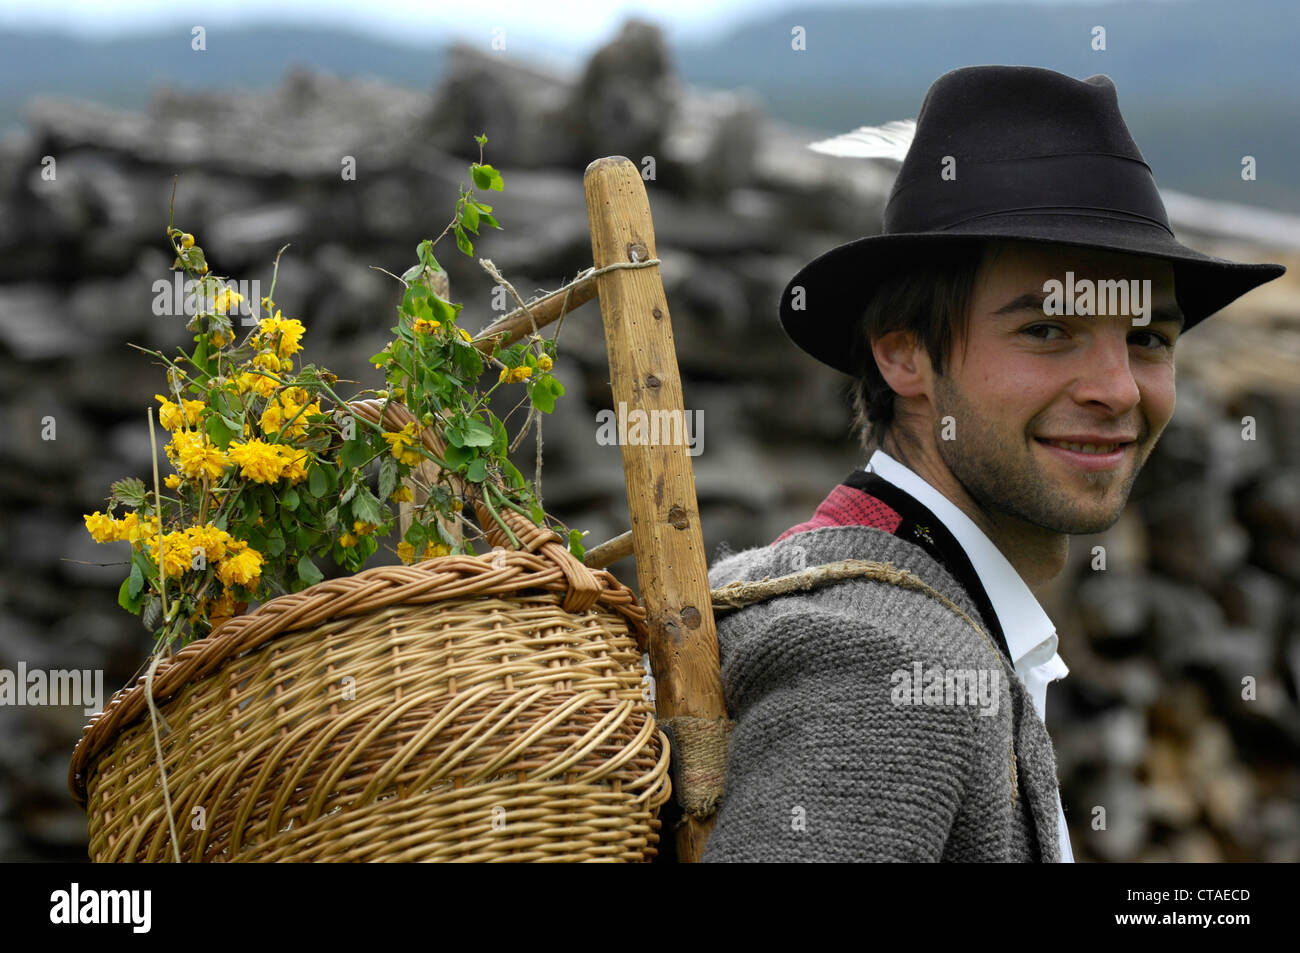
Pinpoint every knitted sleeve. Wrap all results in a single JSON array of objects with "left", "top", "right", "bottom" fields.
[{"left": 700, "top": 601, "right": 981, "bottom": 862}]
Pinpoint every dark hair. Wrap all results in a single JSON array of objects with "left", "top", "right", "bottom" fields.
[{"left": 847, "top": 240, "right": 1001, "bottom": 455}]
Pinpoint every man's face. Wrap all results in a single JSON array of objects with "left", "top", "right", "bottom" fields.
[{"left": 931, "top": 240, "right": 1182, "bottom": 535}]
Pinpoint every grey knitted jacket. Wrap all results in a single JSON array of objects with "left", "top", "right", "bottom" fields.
[{"left": 700, "top": 524, "right": 1063, "bottom": 862}]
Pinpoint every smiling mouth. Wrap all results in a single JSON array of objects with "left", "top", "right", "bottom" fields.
[{"left": 1034, "top": 438, "right": 1132, "bottom": 455}]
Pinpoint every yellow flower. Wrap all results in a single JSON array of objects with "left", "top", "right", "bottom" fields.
[
  {"left": 259, "top": 400, "right": 286, "bottom": 436},
  {"left": 252, "top": 352, "right": 283, "bottom": 373},
  {"left": 207, "top": 589, "right": 239, "bottom": 625},
  {"left": 339, "top": 532, "right": 359, "bottom": 548},
  {"left": 121, "top": 513, "right": 160, "bottom": 543},
  {"left": 144, "top": 531, "right": 192, "bottom": 579},
  {"left": 260, "top": 394, "right": 318, "bottom": 439},
  {"left": 353, "top": 521, "right": 378, "bottom": 536},
  {"left": 389, "top": 486, "right": 413, "bottom": 503},
  {"left": 498, "top": 367, "right": 509, "bottom": 383},
  {"left": 172, "top": 430, "right": 230, "bottom": 482},
  {"left": 396, "top": 540, "right": 450, "bottom": 564},
  {"left": 538, "top": 354, "right": 553, "bottom": 371},
  {"left": 227, "top": 438, "right": 287, "bottom": 483},
  {"left": 218, "top": 544, "right": 264, "bottom": 588},
  {"left": 209, "top": 328, "right": 233, "bottom": 348},
  {"left": 164, "top": 474, "right": 183, "bottom": 489},
  {"left": 235, "top": 371, "right": 277, "bottom": 399},
  {"left": 180, "top": 233, "right": 195, "bottom": 249},
  {"left": 83, "top": 511, "right": 121, "bottom": 543},
  {"left": 457, "top": 328, "right": 472, "bottom": 343},
  {"left": 256, "top": 315, "right": 305, "bottom": 358},
  {"left": 413, "top": 318, "right": 441, "bottom": 335},
  {"left": 277, "top": 445, "right": 310, "bottom": 484},
  {"left": 509, "top": 365, "right": 532, "bottom": 382},
  {"left": 155, "top": 394, "right": 205, "bottom": 431},
  {"left": 382, "top": 422, "right": 423, "bottom": 467},
  {"left": 211, "top": 288, "right": 244, "bottom": 315},
  {"left": 183, "top": 524, "right": 232, "bottom": 562}
]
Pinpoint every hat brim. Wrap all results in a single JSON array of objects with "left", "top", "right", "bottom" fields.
[{"left": 779, "top": 215, "right": 1286, "bottom": 376}]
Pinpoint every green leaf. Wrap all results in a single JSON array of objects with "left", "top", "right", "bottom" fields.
[
  {"left": 404, "top": 521, "right": 428, "bottom": 549},
  {"left": 205, "top": 413, "right": 238, "bottom": 449},
  {"left": 529, "top": 501, "right": 545, "bottom": 524},
  {"left": 472, "top": 163, "right": 504, "bottom": 191},
  {"left": 281, "top": 486, "right": 300, "bottom": 511},
  {"left": 501, "top": 458, "right": 525, "bottom": 489},
  {"left": 351, "top": 484, "right": 384, "bottom": 526},
  {"left": 529, "top": 376, "right": 561, "bottom": 414},
  {"left": 480, "top": 212, "right": 501, "bottom": 230},
  {"left": 568, "top": 529, "right": 587, "bottom": 562},
  {"left": 127, "top": 559, "right": 144, "bottom": 599},
  {"left": 491, "top": 416, "right": 507, "bottom": 457},
  {"left": 442, "top": 444, "right": 473, "bottom": 468},
  {"left": 295, "top": 525, "right": 317, "bottom": 551},
  {"left": 379, "top": 455, "right": 399, "bottom": 500},
  {"left": 297, "top": 553, "right": 324, "bottom": 587},
  {"left": 308, "top": 465, "right": 328, "bottom": 498},
  {"left": 454, "top": 226, "right": 472, "bottom": 256},
  {"left": 110, "top": 477, "right": 148, "bottom": 508},
  {"left": 465, "top": 457, "right": 487, "bottom": 482},
  {"left": 453, "top": 339, "right": 483, "bottom": 379},
  {"left": 267, "top": 528, "right": 287, "bottom": 557},
  {"left": 340, "top": 438, "right": 370, "bottom": 471},
  {"left": 461, "top": 418, "right": 494, "bottom": 447},
  {"left": 416, "top": 240, "right": 441, "bottom": 273},
  {"left": 460, "top": 203, "right": 480, "bottom": 233},
  {"left": 118, "top": 577, "right": 143, "bottom": 614},
  {"left": 429, "top": 293, "right": 457, "bottom": 324}
]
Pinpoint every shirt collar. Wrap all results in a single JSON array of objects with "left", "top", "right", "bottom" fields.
[{"left": 866, "top": 449, "right": 1060, "bottom": 669}]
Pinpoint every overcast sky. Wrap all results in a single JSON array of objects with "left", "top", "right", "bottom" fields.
[{"left": 0, "top": 0, "right": 1184, "bottom": 53}]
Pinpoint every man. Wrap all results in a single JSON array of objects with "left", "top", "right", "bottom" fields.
[{"left": 698, "top": 65, "right": 1284, "bottom": 862}]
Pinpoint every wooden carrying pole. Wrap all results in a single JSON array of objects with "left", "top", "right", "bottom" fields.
[{"left": 584, "top": 157, "right": 727, "bottom": 863}]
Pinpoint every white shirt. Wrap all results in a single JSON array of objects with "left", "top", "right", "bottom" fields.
[{"left": 866, "top": 449, "right": 1075, "bottom": 862}]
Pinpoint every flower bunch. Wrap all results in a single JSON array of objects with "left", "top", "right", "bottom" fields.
[{"left": 85, "top": 135, "right": 583, "bottom": 650}]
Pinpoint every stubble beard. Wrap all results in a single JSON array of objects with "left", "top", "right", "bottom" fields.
[{"left": 930, "top": 374, "right": 1152, "bottom": 536}]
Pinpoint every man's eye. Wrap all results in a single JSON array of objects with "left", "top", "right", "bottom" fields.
[
  {"left": 1130, "top": 331, "right": 1174, "bottom": 349},
  {"left": 1022, "top": 324, "right": 1065, "bottom": 340}
]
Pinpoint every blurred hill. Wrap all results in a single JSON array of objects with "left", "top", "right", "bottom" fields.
[{"left": 2, "top": 0, "right": 1297, "bottom": 209}]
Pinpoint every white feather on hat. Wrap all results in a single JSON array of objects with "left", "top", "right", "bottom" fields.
[{"left": 806, "top": 119, "right": 917, "bottom": 161}]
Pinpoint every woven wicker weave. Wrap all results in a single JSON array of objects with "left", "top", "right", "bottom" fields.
[{"left": 68, "top": 400, "right": 672, "bottom": 862}]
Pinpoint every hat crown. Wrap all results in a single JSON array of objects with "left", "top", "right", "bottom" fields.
[{"left": 884, "top": 66, "right": 1169, "bottom": 235}]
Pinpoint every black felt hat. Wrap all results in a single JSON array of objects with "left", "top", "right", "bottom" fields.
[{"left": 779, "top": 65, "right": 1287, "bottom": 376}]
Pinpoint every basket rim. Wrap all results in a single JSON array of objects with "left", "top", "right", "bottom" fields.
[{"left": 68, "top": 548, "right": 648, "bottom": 807}]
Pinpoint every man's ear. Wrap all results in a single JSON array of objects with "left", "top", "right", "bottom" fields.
[{"left": 871, "top": 330, "right": 931, "bottom": 399}]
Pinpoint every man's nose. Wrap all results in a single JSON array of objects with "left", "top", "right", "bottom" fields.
[{"left": 1070, "top": 328, "right": 1142, "bottom": 413}]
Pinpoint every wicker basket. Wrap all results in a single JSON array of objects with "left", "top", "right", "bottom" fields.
[{"left": 68, "top": 401, "right": 671, "bottom": 862}]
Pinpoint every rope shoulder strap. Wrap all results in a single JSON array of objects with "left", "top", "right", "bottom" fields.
[{"left": 665, "top": 558, "right": 1021, "bottom": 823}]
